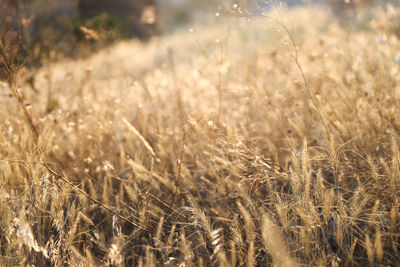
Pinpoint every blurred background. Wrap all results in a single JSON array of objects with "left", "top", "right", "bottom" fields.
[{"left": 0, "top": 0, "right": 397, "bottom": 68}]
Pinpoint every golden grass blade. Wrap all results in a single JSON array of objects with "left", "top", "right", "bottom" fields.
[{"left": 122, "top": 118, "right": 156, "bottom": 157}]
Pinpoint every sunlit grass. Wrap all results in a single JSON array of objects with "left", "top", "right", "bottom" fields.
[{"left": 1, "top": 3, "right": 400, "bottom": 266}]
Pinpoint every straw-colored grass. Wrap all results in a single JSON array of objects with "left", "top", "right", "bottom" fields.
[{"left": 1, "top": 3, "right": 400, "bottom": 266}]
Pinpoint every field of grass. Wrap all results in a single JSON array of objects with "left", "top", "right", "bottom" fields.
[{"left": 1, "top": 3, "right": 400, "bottom": 266}]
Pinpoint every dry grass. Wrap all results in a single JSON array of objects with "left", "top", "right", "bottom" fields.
[{"left": 1, "top": 3, "right": 400, "bottom": 266}]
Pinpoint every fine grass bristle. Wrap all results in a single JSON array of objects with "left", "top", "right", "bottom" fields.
[{"left": 261, "top": 214, "right": 296, "bottom": 267}]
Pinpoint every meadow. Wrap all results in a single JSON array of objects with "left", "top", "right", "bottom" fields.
[{"left": 1, "top": 3, "right": 400, "bottom": 266}]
